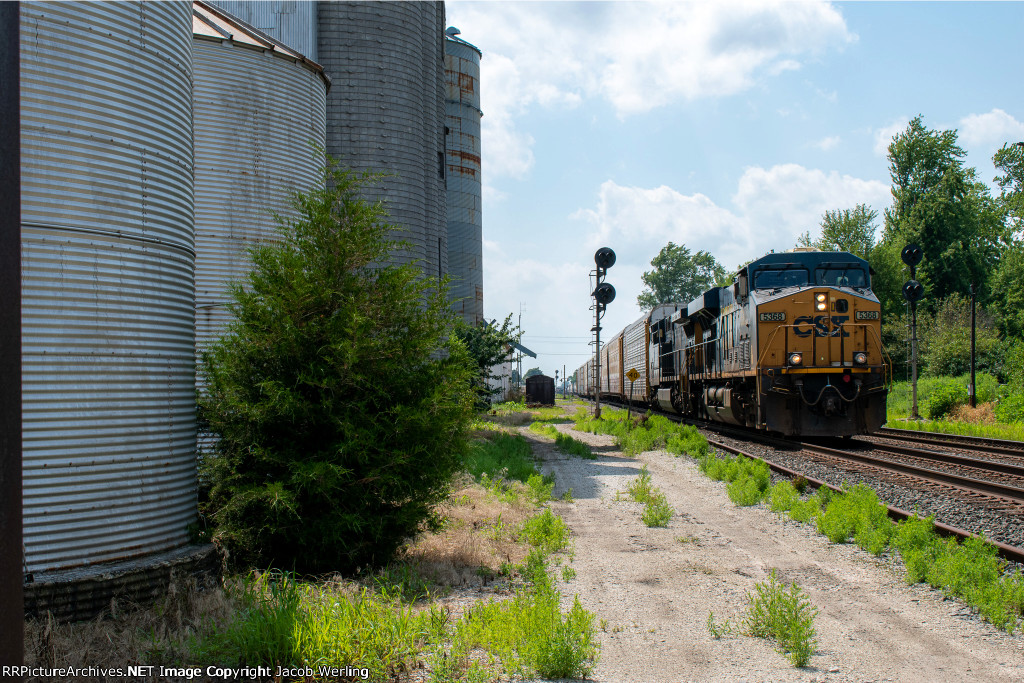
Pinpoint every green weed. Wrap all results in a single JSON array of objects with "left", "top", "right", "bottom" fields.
[
  {"left": 626, "top": 465, "right": 674, "bottom": 527},
  {"left": 768, "top": 481, "right": 799, "bottom": 513},
  {"left": 743, "top": 570, "right": 818, "bottom": 667},
  {"left": 521, "top": 508, "right": 571, "bottom": 554},
  {"left": 627, "top": 465, "right": 656, "bottom": 503},
  {"left": 641, "top": 493, "right": 673, "bottom": 528},
  {"left": 706, "top": 611, "right": 735, "bottom": 639}
]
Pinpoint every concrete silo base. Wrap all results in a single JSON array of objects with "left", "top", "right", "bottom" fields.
[{"left": 23, "top": 544, "right": 222, "bottom": 622}]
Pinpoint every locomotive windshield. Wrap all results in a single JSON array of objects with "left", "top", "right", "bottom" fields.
[
  {"left": 753, "top": 267, "right": 809, "bottom": 290},
  {"left": 815, "top": 266, "right": 867, "bottom": 288}
]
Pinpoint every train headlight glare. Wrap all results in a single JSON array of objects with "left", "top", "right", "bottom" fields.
[
  {"left": 816, "top": 302, "right": 828, "bottom": 311},
  {"left": 788, "top": 352, "right": 803, "bottom": 366},
  {"left": 815, "top": 293, "right": 827, "bottom": 311},
  {"left": 816, "top": 293, "right": 826, "bottom": 302},
  {"left": 854, "top": 352, "right": 868, "bottom": 365}
]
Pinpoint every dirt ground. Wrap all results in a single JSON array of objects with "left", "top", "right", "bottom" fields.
[{"left": 527, "top": 422, "right": 1024, "bottom": 683}]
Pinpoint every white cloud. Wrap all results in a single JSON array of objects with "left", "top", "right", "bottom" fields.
[
  {"left": 448, "top": 0, "right": 855, "bottom": 177},
  {"left": 815, "top": 135, "right": 841, "bottom": 151},
  {"left": 573, "top": 165, "right": 890, "bottom": 273},
  {"left": 874, "top": 117, "right": 909, "bottom": 156},
  {"left": 959, "top": 109, "right": 1024, "bottom": 148}
]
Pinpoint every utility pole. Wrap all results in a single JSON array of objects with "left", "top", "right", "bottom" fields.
[
  {"left": 970, "top": 283, "right": 977, "bottom": 408},
  {"left": 1, "top": 1, "right": 23, "bottom": 670}
]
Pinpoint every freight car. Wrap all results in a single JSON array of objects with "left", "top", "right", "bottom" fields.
[{"left": 576, "top": 250, "right": 890, "bottom": 436}]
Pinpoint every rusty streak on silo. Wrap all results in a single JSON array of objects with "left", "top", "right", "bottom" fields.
[{"left": 445, "top": 30, "right": 483, "bottom": 323}]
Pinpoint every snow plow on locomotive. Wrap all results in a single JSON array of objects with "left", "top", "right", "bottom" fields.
[{"left": 575, "top": 250, "right": 891, "bottom": 437}]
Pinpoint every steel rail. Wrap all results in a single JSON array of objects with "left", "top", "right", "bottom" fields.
[
  {"left": 875, "top": 426, "right": 1024, "bottom": 456},
  {"left": 793, "top": 439, "right": 1024, "bottom": 503},
  {"left": 851, "top": 438, "right": 1024, "bottom": 477},
  {"left": 707, "top": 438, "right": 1024, "bottom": 565}
]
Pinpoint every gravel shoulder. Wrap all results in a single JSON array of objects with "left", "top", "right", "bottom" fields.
[{"left": 526, "top": 423, "right": 1024, "bottom": 682}]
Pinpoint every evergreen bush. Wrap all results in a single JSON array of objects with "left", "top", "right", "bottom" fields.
[{"left": 198, "top": 163, "right": 475, "bottom": 573}]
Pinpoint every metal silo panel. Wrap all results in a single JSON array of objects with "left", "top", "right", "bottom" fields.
[
  {"left": 445, "top": 35, "right": 483, "bottom": 323},
  {"left": 192, "top": 27, "right": 328, "bottom": 358},
  {"left": 318, "top": 1, "right": 448, "bottom": 279},
  {"left": 20, "top": 1, "right": 196, "bottom": 573},
  {"left": 208, "top": 0, "right": 318, "bottom": 61}
]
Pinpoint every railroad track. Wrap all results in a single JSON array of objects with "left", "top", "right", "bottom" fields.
[
  {"left": 573, "top": 397, "right": 1024, "bottom": 563},
  {"left": 872, "top": 426, "right": 1024, "bottom": 459}
]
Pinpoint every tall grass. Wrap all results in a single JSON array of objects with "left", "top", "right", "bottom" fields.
[
  {"left": 529, "top": 421, "right": 595, "bottom": 459},
  {"left": 464, "top": 432, "right": 537, "bottom": 483}
]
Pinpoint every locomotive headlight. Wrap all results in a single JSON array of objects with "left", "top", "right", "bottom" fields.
[
  {"left": 854, "top": 351, "right": 868, "bottom": 365},
  {"left": 788, "top": 352, "right": 803, "bottom": 366},
  {"left": 815, "top": 293, "right": 827, "bottom": 311}
]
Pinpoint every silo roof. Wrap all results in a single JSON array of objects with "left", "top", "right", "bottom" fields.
[{"left": 192, "top": 1, "right": 329, "bottom": 88}]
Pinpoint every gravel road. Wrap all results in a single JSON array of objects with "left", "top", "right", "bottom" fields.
[{"left": 526, "top": 423, "right": 1024, "bottom": 683}]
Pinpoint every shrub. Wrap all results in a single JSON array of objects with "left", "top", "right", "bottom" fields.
[
  {"left": 198, "top": 163, "right": 475, "bottom": 573},
  {"left": 926, "top": 380, "right": 969, "bottom": 420}
]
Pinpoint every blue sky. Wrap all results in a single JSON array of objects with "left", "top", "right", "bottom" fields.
[{"left": 444, "top": 0, "right": 1024, "bottom": 380}]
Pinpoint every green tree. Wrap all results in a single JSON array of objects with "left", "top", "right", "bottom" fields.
[
  {"left": 918, "top": 294, "right": 1002, "bottom": 378},
  {"left": 989, "top": 241, "right": 1024, "bottom": 338},
  {"left": 524, "top": 367, "right": 543, "bottom": 379},
  {"left": 637, "top": 243, "right": 728, "bottom": 310},
  {"left": 198, "top": 163, "right": 475, "bottom": 573},
  {"left": 797, "top": 204, "right": 877, "bottom": 260},
  {"left": 986, "top": 144, "right": 1024, "bottom": 337},
  {"left": 993, "top": 141, "right": 1024, "bottom": 225},
  {"left": 879, "top": 115, "right": 1003, "bottom": 312},
  {"left": 453, "top": 314, "right": 519, "bottom": 406}
]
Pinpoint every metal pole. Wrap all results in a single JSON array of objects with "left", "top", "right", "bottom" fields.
[
  {"left": 0, "top": 1, "right": 23, "bottom": 669},
  {"left": 970, "top": 284, "right": 977, "bottom": 408},
  {"left": 594, "top": 301, "right": 602, "bottom": 419},
  {"left": 910, "top": 264, "right": 919, "bottom": 420}
]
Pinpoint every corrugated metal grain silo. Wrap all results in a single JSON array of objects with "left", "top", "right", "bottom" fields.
[
  {"left": 317, "top": 1, "right": 448, "bottom": 280},
  {"left": 206, "top": 0, "right": 317, "bottom": 62},
  {"left": 192, "top": 1, "right": 328, "bottom": 360},
  {"left": 19, "top": 1, "right": 196, "bottom": 575},
  {"left": 445, "top": 31, "right": 483, "bottom": 323}
]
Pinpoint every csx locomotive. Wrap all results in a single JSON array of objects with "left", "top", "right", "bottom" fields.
[{"left": 575, "top": 250, "right": 890, "bottom": 436}]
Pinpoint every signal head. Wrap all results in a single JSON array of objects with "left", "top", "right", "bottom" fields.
[
  {"left": 593, "top": 282, "right": 616, "bottom": 305},
  {"left": 901, "top": 243, "right": 923, "bottom": 267},
  {"left": 595, "top": 247, "right": 616, "bottom": 270},
  {"left": 902, "top": 280, "right": 924, "bottom": 303}
]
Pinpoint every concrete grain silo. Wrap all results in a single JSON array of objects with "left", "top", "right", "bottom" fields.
[
  {"left": 317, "top": 1, "right": 448, "bottom": 280},
  {"left": 444, "top": 30, "right": 483, "bottom": 323},
  {"left": 192, "top": 1, "right": 329, "bottom": 359},
  {"left": 19, "top": 1, "right": 212, "bottom": 613}
]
